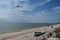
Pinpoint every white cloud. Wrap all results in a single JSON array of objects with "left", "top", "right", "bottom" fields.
[
  {"left": 18, "top": 3, "right": 32, "bottom": 11},
  {"left": 12, "top": 0, "right": 52, "bottom": 11},
  {"left": 0, "top": 0, "right": 52, "bottom": 11},
  {"left": 53, "top": 6, "right": 60, "bottom": 9},
  {"left": 23, "top": 9, "right": 60, "bottom": 23},
  {"left": 32, "top": 0, "right": 52, "bottom": 9},
  {"left": 0, "top": 0, "right": 54, "bottom": 22},
  {"left": 23, "top": 10, "right": 51, "bottom": 23},
  {"left": 0, "top": 0, "right": 12, "bottom": 8},
  {"left": 0, "top": 14, "right": 8, "bottom": 19},
  {"left": 53, "top": 6, "right": 60, "bottom": 14}
]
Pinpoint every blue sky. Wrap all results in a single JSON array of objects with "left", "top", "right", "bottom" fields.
[{"left": 0, "top": 0, "right": 60, "bottom": 23}]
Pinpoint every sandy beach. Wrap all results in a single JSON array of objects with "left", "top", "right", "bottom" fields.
[{"left": 0, "top": 24, "right": 60, "bottom": 40}]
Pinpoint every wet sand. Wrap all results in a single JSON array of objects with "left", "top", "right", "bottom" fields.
[{"left": 0, "top": 24, "right": 60, "bottom": 40}]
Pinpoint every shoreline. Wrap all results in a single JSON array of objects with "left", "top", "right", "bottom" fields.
[
  {"left": 0, "top": 25, "right": 49, "bottom": 34},
  {"left": 0, "top": 24, "right": 60, "bottom": 40}
]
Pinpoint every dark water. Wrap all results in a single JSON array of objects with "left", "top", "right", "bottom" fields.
[{"left": 0, "top": 23, "right": 56, "bottom": 34}]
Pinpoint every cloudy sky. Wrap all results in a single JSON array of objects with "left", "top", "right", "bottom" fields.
[{"left": 0, "top": 0, "right": 60, "bottom": 23}]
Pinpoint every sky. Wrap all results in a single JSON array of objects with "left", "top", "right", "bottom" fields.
[{"left": 0, "top": 0, "right": 60, "bottom": 23}]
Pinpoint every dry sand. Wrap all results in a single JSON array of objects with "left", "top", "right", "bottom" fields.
[{"left": 0, "top": 24, "right": 60, "bottom": 40}]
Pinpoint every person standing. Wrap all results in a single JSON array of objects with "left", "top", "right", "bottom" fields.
[
  {"left": 51, "top": 24, "right": 53, "bottom": 28},
  {"left": 48, "top": 24, "right": 49, "bottom": 27}
]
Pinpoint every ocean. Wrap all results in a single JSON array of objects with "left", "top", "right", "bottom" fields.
[{"left": 0, "top": 23, "right": 56, "bottom": 34}]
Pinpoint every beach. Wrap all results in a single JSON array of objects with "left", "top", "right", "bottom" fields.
[{"left": 0, "top": 24, "right": 60, "bottom": 40}]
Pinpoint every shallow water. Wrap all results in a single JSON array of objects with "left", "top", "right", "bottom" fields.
[{"left": 0, "top": 23, "right": 55, "bottom": 34}]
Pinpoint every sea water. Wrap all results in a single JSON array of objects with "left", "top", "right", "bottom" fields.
[{"left": 0, "top": 23, "right": 55, "bottom": 34}]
